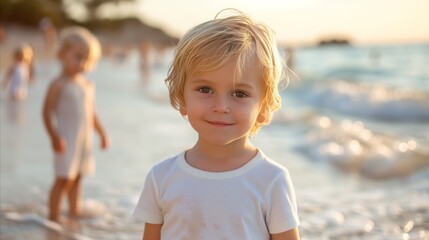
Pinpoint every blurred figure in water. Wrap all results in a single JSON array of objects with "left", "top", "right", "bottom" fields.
[
  {"left": 153, "top": 42, "right": 169, "bottom": 68},
  {"left": 39, "top": 17, "right": 57, "bottom": 54},
  {"left": 2, "top": 43, "right": 34, "bottom": 101},
  {"left": 138, "top": 40, "right": 152, "bottom": 86},
  {"left": 42, "top": 26, "right": 110, "bottom": 223},
  {"left": 369, "top": 48, "right": 380, "bottom": 67}
]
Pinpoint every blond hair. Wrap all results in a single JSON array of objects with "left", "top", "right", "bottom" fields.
[
  {"left": 58, "top": 26, "right": 101, "bottom": 66},
  {"left": 14, "top": 43, "right": 33, "bottom": 63},
  {"left": 165, "top": 9, "right": 286, "bottom": 134}
]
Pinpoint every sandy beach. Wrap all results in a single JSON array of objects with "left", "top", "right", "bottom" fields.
[{"left": 1, "top": 27, "right": 429, "bottom": 239}]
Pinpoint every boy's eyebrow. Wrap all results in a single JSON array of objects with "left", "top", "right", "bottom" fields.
[
  {"left": 189, "top": 78, "right": 210, "bottom": 84},
  {"left": 232, "top": 82, "right": 257, "bottom": 92},
  {"left": 189, "top": 78, "right": 256, "bottom": 90}
]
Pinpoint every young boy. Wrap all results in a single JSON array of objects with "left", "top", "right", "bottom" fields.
[
  {"left": 2, "top": 43, "right": 34, "bottom": 101},
  {"left": 134, "top": 9, "right": 300, "bottom": 240},
  {"left": 42, "top": 26, "right": 109, "bottom": 222}
]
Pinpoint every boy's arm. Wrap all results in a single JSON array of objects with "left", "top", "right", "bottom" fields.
[
  {"left": 42, "top": 80, "right": 64, "bottom": 152},
  {"left": 270, "top": 227, "right": 300, "bottom": 240},
  {"left": 90, "top": 81, "right": 109, "bottom": 149},
  {"left": 142, "top": 223, "right": 162, "bottom": 240},
  {"left": 93, "top": 111, "right": 109, "bottom": 149}
]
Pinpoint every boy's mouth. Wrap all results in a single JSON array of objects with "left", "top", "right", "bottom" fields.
[{"left": 206, "top": 120, "right": 233, "bottom": 127}]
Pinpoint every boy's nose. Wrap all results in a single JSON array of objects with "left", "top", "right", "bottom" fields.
[{"left": 211, "top": 96, "right": 230, "bottom": 113}]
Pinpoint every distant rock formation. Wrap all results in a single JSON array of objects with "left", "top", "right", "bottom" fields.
[
  {"left": 318, "top": 39, "right": 350, "bottom": 46},
  {"left": 317, "top": 34, "right": 351, "bottom": 46},
  {"left": 84, "top": 17, "right": 179, "bottom": 47}
]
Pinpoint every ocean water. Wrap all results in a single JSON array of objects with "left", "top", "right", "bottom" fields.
[{"left": 1, "top": 43, "right": 428, "bottom": 239}]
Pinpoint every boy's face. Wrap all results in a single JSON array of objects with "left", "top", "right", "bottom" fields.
[
  {"left": 180, "top": 56, "right": 265, "bottom": 146},
  {"left": 59, "top": 44, "right": 94, "bottom": 75}
]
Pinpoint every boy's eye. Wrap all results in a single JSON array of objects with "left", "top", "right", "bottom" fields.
[
  {"left": 198, "top": 87, "right": 212, "bottom": 94},
  {"left": 233, "top": 91, "right": 248, "bottom": 98}
]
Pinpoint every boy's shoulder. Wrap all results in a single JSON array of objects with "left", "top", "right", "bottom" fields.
[
  {"left": 47, "top": 77, "right": 66, "bottom": 90},
  {"left": 150, "top": 152, "right": 182, "bottom": 173},
  {"left": 82, "top": 77, "right": 94, "bottom": 86},
  {"left": 78, "top": 77, "right": 97, "bottom": 91},
  {"left": 256, "top": 150, "right": 292, "bottom": 176},
  {"left": 149, "top": 152, "right": 199, "bottom": 181}
]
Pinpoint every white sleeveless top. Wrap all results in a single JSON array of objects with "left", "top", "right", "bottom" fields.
[
  {"left": 8, "top": 62, "right": 30, "bottom": 96},
  {"left": 53, "top": 79, "right": 95, "bottom": 178}
]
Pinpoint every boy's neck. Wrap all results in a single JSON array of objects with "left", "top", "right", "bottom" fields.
[
  {"left": 185, "top": 138, "right": 258, "bottom": 172},
  {"left": 15, "top": 59, "right": 26, "bottom": 64},
  {"left": 60, "top": 72, "right": 83, "bottom": 81}
]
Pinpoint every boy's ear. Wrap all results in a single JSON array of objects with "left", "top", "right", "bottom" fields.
[
  {"left": 256, "top": 111, "right": 266, "bottom": 124},
  {"left": 179, "top": 106, "right": 187, "bottom": 116},
  {"left": 179, "top": 98, "right": 187, "bottom": 116}
]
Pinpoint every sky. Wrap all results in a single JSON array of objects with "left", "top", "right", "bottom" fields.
[{"left": 99, "top": 0, "right": 429, "bottom": 46}]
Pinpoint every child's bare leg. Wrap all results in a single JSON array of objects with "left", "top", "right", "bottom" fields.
[
  {"left": 48, "top": 178, "right": 71, "bottom": 222},
  {"left": 68, "top": 175, "right": 82, "bottom": 219}
]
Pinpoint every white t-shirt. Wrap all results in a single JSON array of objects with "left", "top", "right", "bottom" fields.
[
  {"left": 9, "top": 62, "right": 29, "bottom": 95},
  {"left": 133, "top": 150, "right": 299, "bottom": 240}
]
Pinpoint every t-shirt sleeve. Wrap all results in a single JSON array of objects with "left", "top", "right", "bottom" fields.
[
  {"left": 264, "top": 170, "right": 300, "bottom": 234},
  {"left": 133, "top": 169, "right": 163, "bottom": 224}
]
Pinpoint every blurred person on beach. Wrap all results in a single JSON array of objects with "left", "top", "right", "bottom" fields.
[
  {"left": 39, "top": 17, "right": 57, "bottom": 53},
  {"left": 153, "top": 42, "right": 170, "bottom": 68},
  {"left": 42, "top": 26, "right": 110, "bottom": 223},
  {"left": 138, "top": 40, "right": 152, "bottom": 86},
  {"left": 2, "top": 43, "right": 34, "bottom": 101},
  {"left": 134, "top": 9, "right": 300, "bottom": 240}
]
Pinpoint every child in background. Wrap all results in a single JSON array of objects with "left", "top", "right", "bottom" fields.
[
  {"left": 134, "top": 9, "right": 300, "bottom": 240},
  {"left": 2, "top": 43, "right": 34, "bottom": 101},
  {"left": 42, "top": 26, "right": 110, "bottom": 222},
  {"left": 39, "top": 17, "right": 57, "bottom": 53}
]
